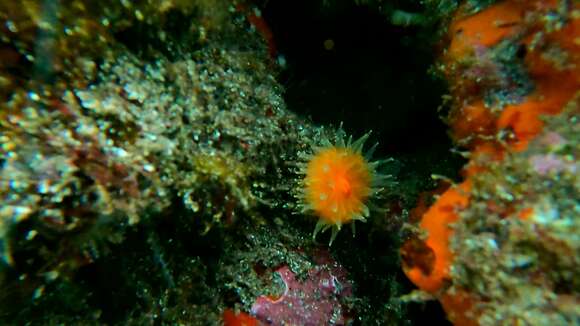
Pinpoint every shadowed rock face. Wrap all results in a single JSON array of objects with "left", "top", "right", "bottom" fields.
[{"left": 0, "top": 0, "right": 317, "bottom": 323}]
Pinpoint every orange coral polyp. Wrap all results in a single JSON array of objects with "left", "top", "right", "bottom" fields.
[
  {"left": 305, "top": 147, "right": 372, "bottom": 224},
  {"left": 300, "top": 130, "right": 385, "bottom": 245}
]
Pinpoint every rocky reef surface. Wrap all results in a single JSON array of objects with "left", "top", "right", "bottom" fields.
[
  {"left": 401, "top": 1, "right": 579, "bottom": 325},
  {"left": 1, "top": 0, "right": 578, "bottom": 325},
  {"left": 0, "top": 0, "right": 410, "bottom": 324}
]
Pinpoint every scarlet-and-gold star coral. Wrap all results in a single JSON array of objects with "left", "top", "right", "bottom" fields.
[{"left": 297, "top": 127, "right": 391, "bottom": 245}]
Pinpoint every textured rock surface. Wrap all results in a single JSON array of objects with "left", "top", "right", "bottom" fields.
[
  {"left": 251, "top": 250, "right": 353, "bottom": 325},
  {"left": 0, "top": 1, "right": 413, "bottom": 324}
]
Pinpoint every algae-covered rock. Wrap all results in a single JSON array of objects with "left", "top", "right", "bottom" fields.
[
  {"left": 400, "top": 1, "right": 580, "bottom": 324},
  {"left": 0, "top": 0, "right": 320, "bottom": 323},
  {"left": 449, "top": 102, "right": 580, "bottom": 325},
  {"left": 0, "top": 0, "right": 416, "bottom": 324}
]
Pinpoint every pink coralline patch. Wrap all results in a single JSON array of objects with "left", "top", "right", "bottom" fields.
[
  {"left": 529, "top": 154, "right": 577, "bottom": 176},
  {"left": 463, "top": 45, "right": 502, "bottom": 83},
  {"left": 538, "top": 131, "right": 568, "bottom": 150},
  {"left": 251, "top": 251, "right": 353, "bottom": 325}
]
